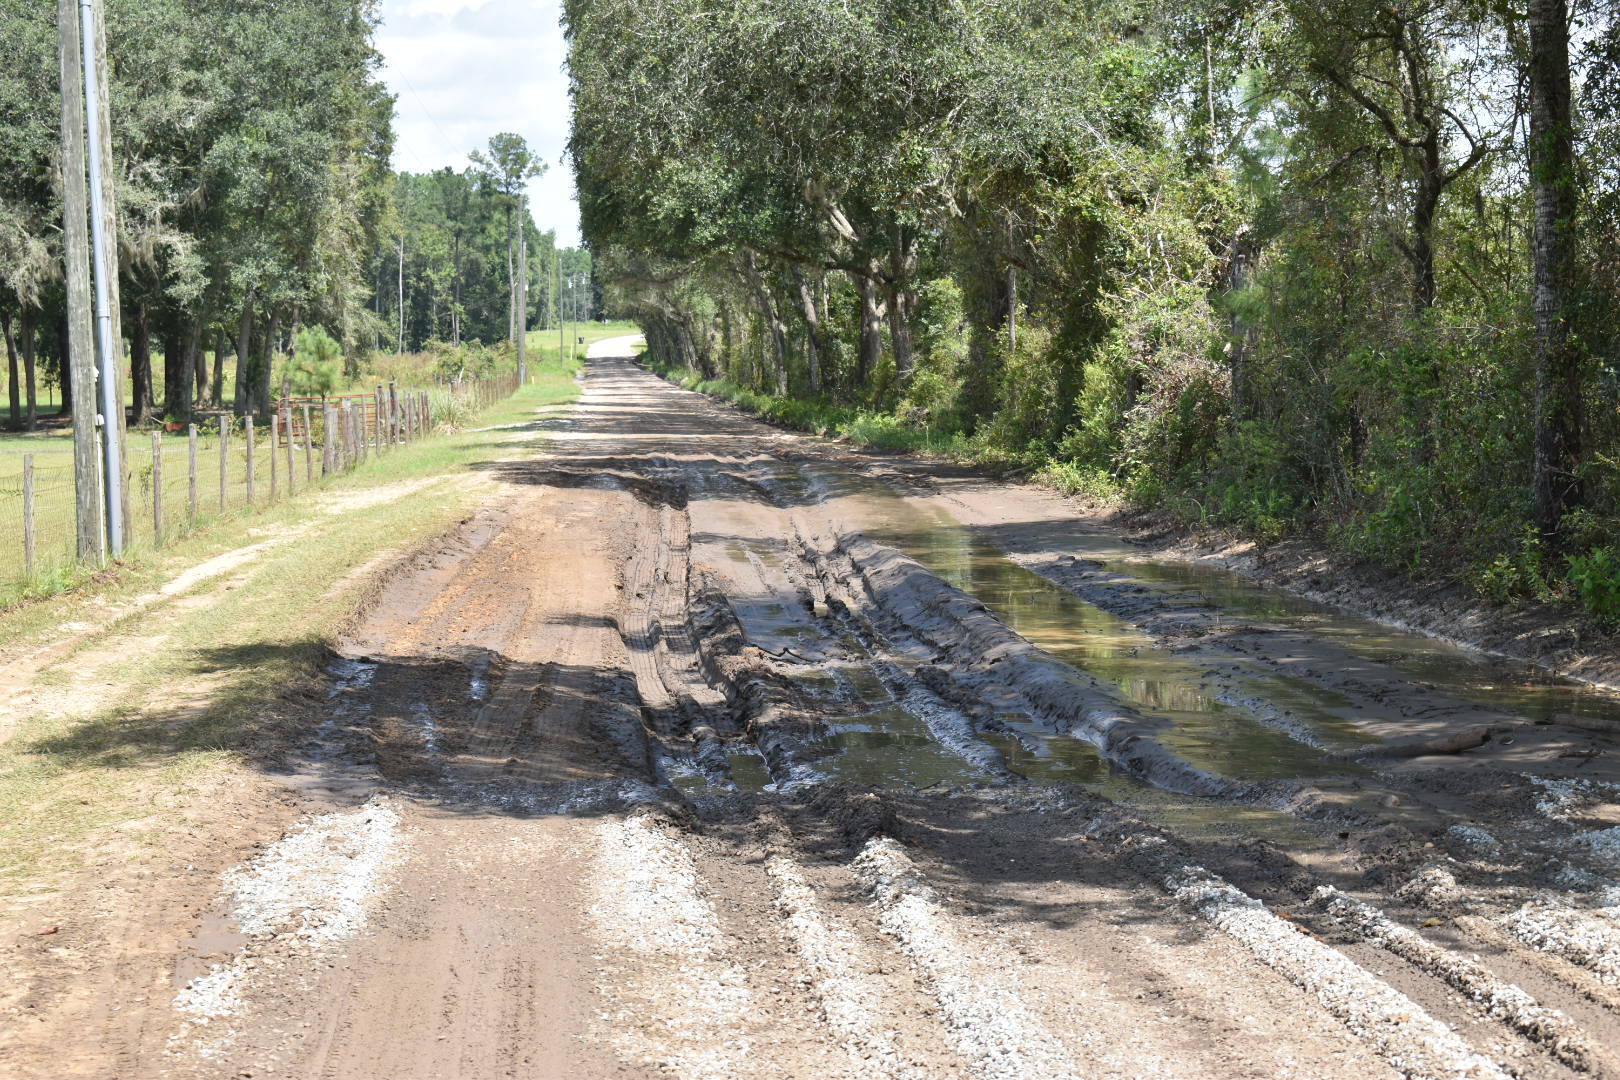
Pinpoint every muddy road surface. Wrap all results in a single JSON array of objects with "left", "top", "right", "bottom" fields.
[{"left": 23, "top": 335, "right": 1620, "bottom": 1080}]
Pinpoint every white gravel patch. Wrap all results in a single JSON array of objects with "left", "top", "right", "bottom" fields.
[
  {"left": 1112, "top": 834, "right": 1507, "bottom": 1080},
  {"left": 1500, "top": 900, "right": 1620, "bottom": 985},
  {"left": 766, "top": 853, "right": 921, "bottom": 1080},
  {"left": 1397, "top": 865, "right": 1467, "bottom": 907},
  {"left": 170, "top": 797, "right": 407, "bottom": 1054},
  {"left": 222, "top": 799, "right": 403, "bottom": 943},
  {"left": 1527, "top": 776, "right": 1620, "bottom": 822},
  {"left": 587, "top": 813, "right": 754, "bottom": 1078},
  {"left": 1570, "top": 826, "right": 1620, "bottom": 867},
  {"left": 1311, "top": 887, "right": 1596, "bottom": 1071},
  {"left": 852, "top": 838, "right": 1081, "bottom": 1080}
]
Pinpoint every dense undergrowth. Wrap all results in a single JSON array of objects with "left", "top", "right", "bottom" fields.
[{"left": 643, "top": 345, "right": 1620, "bottom": 628}]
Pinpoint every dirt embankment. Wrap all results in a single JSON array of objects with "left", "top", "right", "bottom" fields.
[{"left": 8, "top": 340, "right": 1620, "bottom": 1080}]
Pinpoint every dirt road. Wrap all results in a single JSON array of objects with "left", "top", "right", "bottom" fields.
[{"left": 14, "top": 335, "right": 1620, "bottom": 1079}]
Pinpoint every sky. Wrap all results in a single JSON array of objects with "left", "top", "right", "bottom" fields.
[{"left": 375, "top": 0, "right": 581, "bottom": 246}]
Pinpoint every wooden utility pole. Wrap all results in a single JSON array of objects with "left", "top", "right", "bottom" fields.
[
  {"left": 516, "top": 194, "right": 529, "bottom": 383},
  {"left": 556, "top": 247, "right": 564, "bottom": 363},
  {"left": 80, "top": 0, "right": 124, "bottom": 555},
  {"left": 88, "top": 0, "right": 127, "bottom": 547},
  {"left": 396, "top": 233, "right": 405, "bottom": 352},
  {"left": 57, "top": 0, "right": 102, "bottom": 562}
]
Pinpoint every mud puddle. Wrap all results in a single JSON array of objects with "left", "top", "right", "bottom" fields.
[
  {"left": 820, "top": 476, "right": 1361, "bottom": 776},
  {"left": 1068, "top": 530, "right": 1620, "bottom": 731}
]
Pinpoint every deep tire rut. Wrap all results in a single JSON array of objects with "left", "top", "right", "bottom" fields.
[{"left": 125, "top": 343, "right": 1620, "bottom": 1080}]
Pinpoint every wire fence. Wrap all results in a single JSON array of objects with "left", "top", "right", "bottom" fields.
[{"left": 0, "top": 371, "right": 520, "bottom": 599}]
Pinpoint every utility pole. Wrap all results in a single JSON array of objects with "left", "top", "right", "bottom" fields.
[
  {"left": 56, "top": 0, "right": 102, "bottom": 562},
  {"left": 89, "top": 0, "right": 126, "bottom": 545},
  {"left": 80, "top": 0, "right": 123, "bottom": 556},
  {"left": 556, "top": 245, "right": 564, "bottom": 363},
  {"left": 516, "top": 193, "right": 528, "bottom": 383},
  {"left": 397, "top": 233, "right": 405, "bottom": 351}
]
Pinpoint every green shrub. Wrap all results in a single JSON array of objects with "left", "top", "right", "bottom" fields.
[
  {"left": 1475, "top": 526, "right": 1552, "bottom": 605},
  {"left": 285, "top": 326, "right": 344, "bottom": 398},
  {"left": 1567, "top": 545, "right": 1620, "bottom": 626}
]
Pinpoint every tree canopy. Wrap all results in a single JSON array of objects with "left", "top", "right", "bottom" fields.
[{"left": 566, "top": 0, "right": 1620, "bottom": 619}]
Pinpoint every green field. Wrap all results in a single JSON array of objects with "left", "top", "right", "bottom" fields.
[{"left": 0, "top": 321, "right": 642, "bottom": 603}]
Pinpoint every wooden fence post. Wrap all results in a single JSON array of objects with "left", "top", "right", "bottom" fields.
[
  {"left": 151, "top": 431, "right": 162, "bottom": 546},
  {"left": 22, "top": 454, "right": 35, "bottom": 577},
  {"left": 389, "top": 381, "right": 399, "bottom": 444},
  {"left": 283, "top": 405, "right": 294, "bottom": 495},
  {"left": 302, "top": 404, "right": 314, "bottom": 483},
  {"left": 187, "top": 424, "right": 197, "bottom": 529},
  {"left": 245, "top": 414, "right": 255, "bottom": 507},
  {"left": 269, "top": 412, "right": 279, "bottom": 501},
  {"left": 374, "top": 385, "right": 384, "bottom": 453},
  {"left": 218, "top": 415, "right": 228, "bottom": 513}
]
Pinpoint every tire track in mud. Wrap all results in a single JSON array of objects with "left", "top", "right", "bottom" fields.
[
  {"left": 610, "top": 354, "right": 1620, "bottom": 1070},
  {"left": 142, "top": 345, "right": 1620, "bottom": 1080}
]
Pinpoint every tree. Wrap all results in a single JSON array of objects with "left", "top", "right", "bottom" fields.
[
  {"left": 1527, "top": 0, "right": 1581, "bottom": 544},
  {"left": 470, "top": 133, "right": 546, "bottom": 380},
  {"left": 286, "top": 325, "right": 343, "bottom": 399}
]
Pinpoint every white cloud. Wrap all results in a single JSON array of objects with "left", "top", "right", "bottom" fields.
[{"left": 376, "top": 0, "right": 582, "bottom": 246}]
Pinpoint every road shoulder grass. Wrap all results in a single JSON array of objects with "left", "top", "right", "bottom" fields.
[{"left": 0, "top": 348, "right": 590, "bottom": 920}]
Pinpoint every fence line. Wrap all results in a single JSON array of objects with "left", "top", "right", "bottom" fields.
[{"left": 0, "top": 371, "right": 520, "bottom": 599}]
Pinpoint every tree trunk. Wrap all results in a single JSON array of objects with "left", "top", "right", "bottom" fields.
[
  {"left": 1224, "top": 227, "right": 1259, "bottom": 422},
  {"left": 163, "top": 323, "right": 184, "bottom": 416},
  {"left": 169, "top": 316, "right": 198, "bottom": 422},
  {"left": 718, "top": 301, "right": 734, "bottom": 377},
  {"left": 1528, "top": 0, "right": 1581, "bottom": 544},
  {"left": 791, "top": 266, "right": 822, "bottom": 395},
  {"left": 200, "top": 325, "right": 220, "bottom": 404},
  {"left": 857, "top": 270, "right": 886, "bottom": 388},
  {"left": 2, "top": 309, "right": 18, "bottom": 429},
  {"left": 22, "top": 309, "right": 37, "bottom": 431},
  {"left": 210, "top": 330, "right": 225, "bottom": 406},
  {"left": 742, "top": 253, "right": 788, "bottom": 395},
  {"left": 1007, "top": 263, "right": 1018, "bottom": 353},
  {"left": 257, "top": 309, "right": 279, "bottom": 415},
  {"left": 887, "top": 291, "right": 916, "bottom": 388},
  {"left": 886, "top": 230, "right": 920, "bottom": 387},
  {"left": 131, "top": 303, "right": 154, "bottom": 423},
  {"left": 1411, "top": 165, "right": 1440, "bottom": 316},
  {"left": 234, "top": 301, "right": 255, "bottom": 415}
]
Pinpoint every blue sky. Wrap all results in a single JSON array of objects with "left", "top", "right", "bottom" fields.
[{"left": 376, "top": 0, "right": 582, "bottom": 245}]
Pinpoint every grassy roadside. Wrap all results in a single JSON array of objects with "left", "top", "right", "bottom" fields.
[
  {"left": 0, "top": 319, "right": 641, "bottom": 479},
  {"left": 0, "top": 331, "right": 635, "bottom": 911}
]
